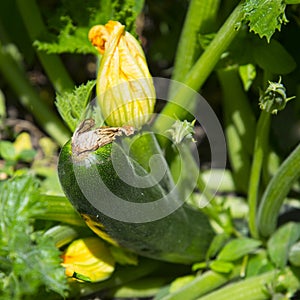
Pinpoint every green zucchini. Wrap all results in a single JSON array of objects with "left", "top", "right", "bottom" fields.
[{"left": 58, "top": 119, "right": 214, "bottom": 264}]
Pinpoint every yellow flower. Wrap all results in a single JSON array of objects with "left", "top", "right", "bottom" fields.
[
  {"left": 61, "top": 237, "right": 115, "bottom": 282},
  {"left": 89, "top": 21, "right": 156, "bottom": 129}
]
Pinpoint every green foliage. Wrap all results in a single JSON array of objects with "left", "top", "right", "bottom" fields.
[
  {"left": 0, "top": 176, "right": 68, "bottom": 299},
  {"left": 253, "top": 39, "right": 296, "bottom": 75},
  {"left": 112, "top": 0, "right": 145, "bottom": 34},
  {"left": 267, "top": 222, "right": 300, "bottom": 269},
  {"left": 243, "top": 0, "right": 288, "bottom": 42},
  {"left": 217, "top": 238, "right": 262, "bottom": 261},
  {"left": 56, "top": 80, "right": 96, "bottom": 132},
  {"left": 34, "top": 16, "right": 99, "bottom": 55},
  {"left": 34, "top": 0, "right": 145, "bottom": 54}
]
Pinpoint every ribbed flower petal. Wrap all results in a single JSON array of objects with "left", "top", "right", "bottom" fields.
[{"left": 89, "top": 21, "right": 156, "bottom": 128}]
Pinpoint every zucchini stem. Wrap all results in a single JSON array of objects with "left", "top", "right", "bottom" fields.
[
  {"left": 248, "top": 111, "right": 271, "bottom": 239},
  {"left": 153, "top": 1, "right": 244, "bottom": 142},
  {"left": 257, "top": 142, "right": 300, "bottom": 237}
]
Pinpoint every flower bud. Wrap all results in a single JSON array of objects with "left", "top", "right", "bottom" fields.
[
  {"left": 61, "top": 237, "right": 115, "bottom": 282},
  {"left": 259, "top": 79, "right": 294, "bottom": 114},
  {"left": 89, "top": 21, "right": 156, "bottom": 128}
]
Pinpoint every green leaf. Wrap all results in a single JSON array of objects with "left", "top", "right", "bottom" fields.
[
  {"left": 267, "top": 222, "right": 300, "bottom": 269},
  {"left": 253, "top": 39, "right": 296, "bottom": 74},
  {"left": 34, "top": 17, "right": 98, "bottom": 55},
  {"left": 34, "top": 0, "right": 145, "bottom": 54},
  {"left": 243, "top": 0, "right": 288, "bottom": 42},
  {"left": 0, "top": 141, "right": 16, "bottom": 161},
  {"left": 289, "top": 241, "right": 300, "bottom": 267},
  {"left": 17, "top": 149, "right": 36, "bottom": 162},
  {"left": 34, "top": 0, "right": 111, "bottom": 54},
  {"left": 0, "top": 176, "right": 68, "bottom": 299},
  {"left": 210, "top": 261, "right": 234, "bottom": 273},
  {"left": 112, "top": 0, "right": 145, "bottom": 35},
  {"left": 217, "top": 238, "right": 262, "bottom": 261},
  {"left": 206, "top": 233, "right": 231, "bottom": 260},
  {"left": 246, "top": 250, "right": 274, "bottom": 277},
  {"left": 56, "top": 80, "right": 96, "bottom": 132},
  {"left": 238, "top": 64, "right": 256, "bottom": 91}
]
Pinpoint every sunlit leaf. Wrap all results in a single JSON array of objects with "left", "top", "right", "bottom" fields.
[
  {"left": 34, "top": 0, "right": 145, "bottom": 54},
  {"left": 56, "top": 80, "right": 96, "bottom": 131},
  {"left": 0, "top": 176, "right": 68, "bottom": 299},
  {"left": 289, "top": 241, "right": 300, "bottom": 267},
  {"left": 210, "top": 260, "right": 234, "bottom": 273},
  {"left": 267, "top": 222, "right": 300, "bottom": 269},
  {"left": 243, "top": 0, "right": 288, "bottom": 42},
  {"left": 217, "top": 238, "right": 261, "bottom": 261},
  {"left": 238, "top": 64, "right": 256, "bottom": 91}
]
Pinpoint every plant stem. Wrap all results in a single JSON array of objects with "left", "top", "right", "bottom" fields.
[
  {"left": 172, "top": 0, "right": 220, "bottom": 83},
  {"left": 248, "top": 111, "right": 271, "bottom": 239},
  {"left": 35, "top": 195, "right": 86, "bottom": 226},
  {"left": 153, "top": 1, "right": 244, "bottom": 139},
  {"left": 16, "top": 0, "right": 74, "bottom": 93},
  {"left": 196, "top": 270, "right": 274, "bottom": 300},
  {"left": 257, "top": 142, "right": 300, "bottom": 237},
  {"left": 197, "top": 267, "right": 300, "bottom": 300},
  {"left": 45, "top": 225, "right": 79, "bottom": 248},
  {"left": 218, "top": 67, "right": 256, "bottom": 193},
  {"left": 160, "top": 266, "right": 241, "bottom": 300},
  {"left": 0, "top": 45, "right": 70, "bottom": 145}
]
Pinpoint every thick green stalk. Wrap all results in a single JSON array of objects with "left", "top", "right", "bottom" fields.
[
  {"left": 257, "top": 142, "right": 300, "bottom": 237},
  {"left": 197, "top": 268, "right": 300, "bottom": 300},
  {"left": 248, "top": 111, "right": 271, "bottom": 239},
  {"left": 0, "top": 45, "right": 70, "bottom": 145},
  {"left": 153, "top": 1, "right": 244, "bottom": 138},
  {"left": 34, "top": 195, "right": 85, "bottom": 226},
  {"left": 218, "top": 67, "right": 256, "bottom": 193},
  {"left": 172, "top": 0, "right": 220, "bottom": 83},
  {"left": 45, "top": 225, "right": 79, "bottom": 248},
  {"left": 160, "top": 266, "right": 241, "bottom": 300},
  {"left": 16, "top": 0, "right": 74, "bottom": 93}
]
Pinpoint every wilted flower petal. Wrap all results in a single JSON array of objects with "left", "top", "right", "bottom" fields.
[{"left": 89, "top": 21, "right": 156, "bottom": 128}]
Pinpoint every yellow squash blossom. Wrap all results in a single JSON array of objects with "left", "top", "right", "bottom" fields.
[
  {"left": 89, "top": 20, "right": 156, "bottom": 129},
  {"left": 61, "top": 237, "right": 115, "bottom": 282}
]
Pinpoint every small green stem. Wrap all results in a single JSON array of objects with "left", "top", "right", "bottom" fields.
[
  {"left": 0, "top": 45, "right": 70, "bottom": 145},
  {"left": 257, "top": 142, "right": 300, "bottom": 237},
  {"left": 172, "top": 0, "right": 220, "bottom": 83},
  {"left": 16, "top": 0, "right": 74, "bottom": 93},
  {"left": 153, "top": 1, "right": 244, "bottom": 139},
  {"left": 248, "top": 111, "right": 271, "bottom": 239}
]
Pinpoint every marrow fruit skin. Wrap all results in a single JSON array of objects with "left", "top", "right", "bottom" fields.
[{"left": 58, "top": 139, "right": 215, "bottom": 264}]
